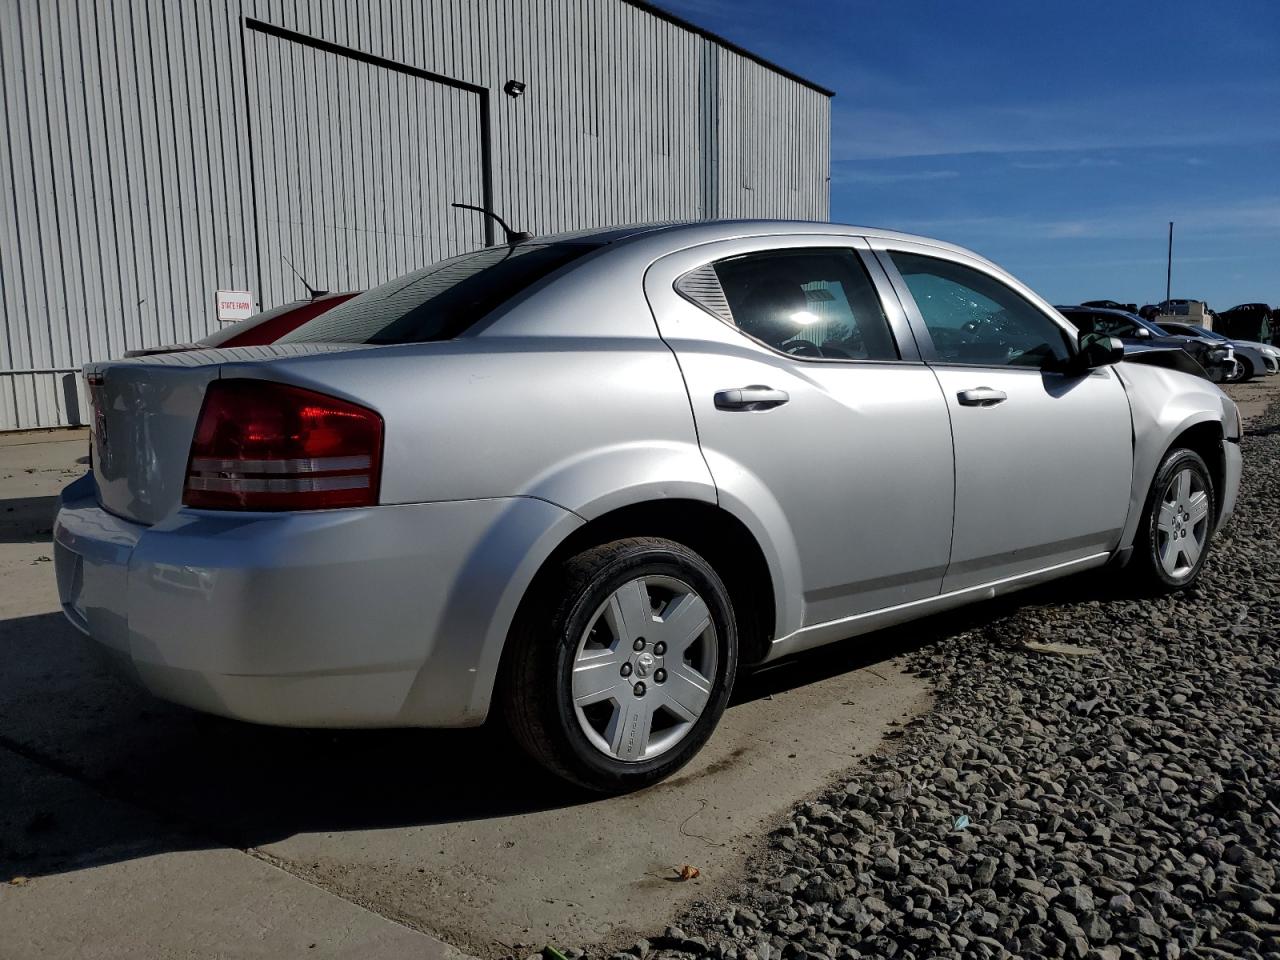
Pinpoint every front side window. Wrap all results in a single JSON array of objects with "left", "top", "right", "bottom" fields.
[
  {"left": 890, "top": 252, "right": 1072, "bottom": 367},
  {"left": 278, "top": 242, "right": 598, "bottom": 345},
  {"left": 679, "top": 249, "right": 898, "bottom": 361}
]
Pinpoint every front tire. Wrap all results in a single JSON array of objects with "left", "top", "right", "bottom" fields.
[
  {"left": 1132, "top": 448, "right": 1216, "bottom": 591},
  {"left": 504, "top": 537, "right": 738, "bottom": 792},
  {"left": 1231, "top": 357, "right": 1255, "bottom": 383}
]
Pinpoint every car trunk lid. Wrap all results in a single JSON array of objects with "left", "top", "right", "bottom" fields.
[{"left": 85, "top": 344, "right": 360, "bottom": 525}]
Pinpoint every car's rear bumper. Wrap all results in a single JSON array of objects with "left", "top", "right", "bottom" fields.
[{"left": 53, "top": 474, "right": 579, "bottom": 728}]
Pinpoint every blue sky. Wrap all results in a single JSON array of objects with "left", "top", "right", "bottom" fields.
[{"left": 657, "top": 0, "right": 1280, "bottom": 309}]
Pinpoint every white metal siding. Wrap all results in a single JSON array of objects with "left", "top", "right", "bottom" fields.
[
  {"left": 0, "top": 0, "right": 832, "bottom": 430},
  {"left": 245, "top": 28, "right": 488, "bottom": 303}
]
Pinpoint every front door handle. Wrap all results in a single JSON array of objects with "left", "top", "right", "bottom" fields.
[
  {"left": 957, "top": 387, "right": 1008, "bottom": 407},
  {"left": 714, "top": 385, "right": 791, "bottom": 411}
]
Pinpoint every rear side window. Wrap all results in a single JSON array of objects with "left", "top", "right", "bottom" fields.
[
  {"left": 278, "top": 243, "right": 597, "bottom": 345},
  {"left": 678, "top": 248, "right": 898, "bottom": 361}
]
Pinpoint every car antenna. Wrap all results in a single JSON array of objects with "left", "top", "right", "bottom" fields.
[
  {"left": 281, "top": 254, "right": 329, "bottom": 299},
  {"left": 451, "top": 202, "right": 534, "bottom": 245}
]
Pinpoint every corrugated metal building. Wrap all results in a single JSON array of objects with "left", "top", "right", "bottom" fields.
[{"left": 0, "top": 0, "right": 832, "bottom": 430}]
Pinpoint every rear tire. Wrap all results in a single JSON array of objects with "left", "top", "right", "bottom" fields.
[
  {"left": 1131, "top": 448, "right": 1216, "bottom": 592},
  {"left": 504, "top": 537, "right": 738, "bottom": 793}
]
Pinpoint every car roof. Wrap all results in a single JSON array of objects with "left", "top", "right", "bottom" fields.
[{"left": 540, "top": 219, "right": 1000, "bottom": 268}]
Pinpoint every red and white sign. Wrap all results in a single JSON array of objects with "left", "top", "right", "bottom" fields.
[{"left": 215, "top": 290, "right": 254, "bottom": 323}]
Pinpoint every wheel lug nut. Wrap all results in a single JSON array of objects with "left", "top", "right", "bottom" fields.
[
  {"left": 633, "top": 638, "right": 645, "bottom": 652},
  {"left": 633, "top": 681, "right": 646, "bottom": 696},
  {"left": 653, "top": 642, "right": 666, "bottom": 656},
  {"left": 620, "top": 663, "right": 632, "bottom": 677},
  {"left": 654, "top": 669, "right": 667, "bottom": 683}
]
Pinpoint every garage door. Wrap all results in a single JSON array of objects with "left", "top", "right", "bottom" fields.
[{"left": 245, "top": 24, "right": 488, "bottom": 308}]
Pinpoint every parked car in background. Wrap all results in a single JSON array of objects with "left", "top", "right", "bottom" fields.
[
  {"left": 1152, "top": 299, "right": 1212, "bottom": 317},
  {"left": 1056, "top": 306, "right": 1235, "bottom": 382},
  {"left": 125, "top": 292, "right": 359, "bottom": 357},
  {"left": 1140, "top": 300, "right": 1218, "bottom": 326},
  {"left": 1214, "top": 303, "right": 1274, "bottom": 346},
  {"left": 57, "top": 221, "right": 1242, "bottom": 792},
  {"left": 1158, "top": 321, "right": 1279, "bottom": 380},
  {"left": 1082, "top": 299, "right": 1138, "bottom": 313},
  {"left": 1115, "top": 341, "right": 1215, "bottom": 380}
]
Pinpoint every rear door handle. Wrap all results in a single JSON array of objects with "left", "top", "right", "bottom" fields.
[
  {"left": 956, "top": 387, "right": 1008, "bottom": 407},
  {"left": 714, "top": 385, "right": 790, "bottom": 411}
]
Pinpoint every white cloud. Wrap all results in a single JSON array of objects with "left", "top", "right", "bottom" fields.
[
  {"left": 1011, "top": 157, "right": 1122, "bottom": 170},
  {"left": 830, "top": 83, "right": 1280, "bottom": 161},
  {"left": 832, "top": 168, "right": 960, "bottom": 184},
  {"left": 890, "top": 197, "right": 1280, "bottom": 243}
]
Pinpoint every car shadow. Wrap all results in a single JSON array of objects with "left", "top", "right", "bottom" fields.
[
  {"left": 0, "top": 494, "right": 59, "bottom": 544},
  {"left": 0, "top": 568, "right": 1136, "bottom": 881}
]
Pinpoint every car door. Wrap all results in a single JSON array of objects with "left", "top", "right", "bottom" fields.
[
  {"left": 873, "top": 241, "right": 1134, "bottom": 592},
  {"left": 644, "top": 235, "right": 955, "bottom": 636}
]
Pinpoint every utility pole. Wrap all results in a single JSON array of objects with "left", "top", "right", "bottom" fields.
[{"left": 1166, "top": 221, "right": 1174, "bottom": 304}]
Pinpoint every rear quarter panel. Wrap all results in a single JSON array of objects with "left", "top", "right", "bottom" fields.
[{"left": 214, "top": 269, "right": 715, "bottom": 515}]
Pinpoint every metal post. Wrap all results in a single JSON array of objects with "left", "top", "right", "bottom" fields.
[{"left": 1166, "top": 221, "right": 1173, "bottom": 304}]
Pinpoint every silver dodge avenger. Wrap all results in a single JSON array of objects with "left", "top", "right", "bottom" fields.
[{"left": 55, "top": 221, "right": 1241, "bottom": 791}]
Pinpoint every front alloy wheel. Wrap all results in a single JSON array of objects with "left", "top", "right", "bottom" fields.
[
  {"left": 1136, "top": 448, "right": 1217, "bottom": 590},
  {"left": 504, "top": 537, "right": 738, "bottom": 792},
  {"left": 1154, "top": 466, "right": 1211, "bottom": 580}
]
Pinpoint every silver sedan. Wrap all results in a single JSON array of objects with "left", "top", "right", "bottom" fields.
[{"left": 55, "top": 221, "right": 1242, "bottom": 791}]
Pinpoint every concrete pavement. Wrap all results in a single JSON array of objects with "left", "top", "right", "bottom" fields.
[{"left": 0, "top": 431, "right": 929, "bottom": 958}]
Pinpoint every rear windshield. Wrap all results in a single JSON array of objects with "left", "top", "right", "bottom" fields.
[{"left": 277, "top": 243, "right": 597, "bottom": 345}]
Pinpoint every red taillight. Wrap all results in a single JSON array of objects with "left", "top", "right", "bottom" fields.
[{"left": 183, "top": 379, "right": 383, "bottom": 511}]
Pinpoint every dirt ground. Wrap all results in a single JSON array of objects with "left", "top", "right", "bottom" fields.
[{"left": 0, "top": 429, "right": 929, "bottom": 958}]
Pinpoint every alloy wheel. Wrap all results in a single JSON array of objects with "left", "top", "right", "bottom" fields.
[
  {"left": 1155, "top": 467, "right": 1211, "bottom": 579},
  {"left": 570, "top": 575, "right": 719, "bottom": 762}
]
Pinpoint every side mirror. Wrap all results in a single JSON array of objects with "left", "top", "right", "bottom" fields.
[
  {"left": 1074, "top": 333, "right": 1125, "bottom": 370},
  {"left": 1135, "top": 327, "right": 1152, "bottom": 338}
]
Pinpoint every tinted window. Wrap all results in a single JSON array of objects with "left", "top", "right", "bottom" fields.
[
  {"left": 278, "top": 243, "right": 597, "bottom": 344},
  {"left": 891, "top": 252, "right": 1072, "bottom": 367},
  {"left": 688, "top": 249, "right": 898, "bottom": 360}
]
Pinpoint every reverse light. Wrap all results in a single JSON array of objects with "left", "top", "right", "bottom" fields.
[{"left": 183, "top": 379, "right": 383, "bottom": 510}]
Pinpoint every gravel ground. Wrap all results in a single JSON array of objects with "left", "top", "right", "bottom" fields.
[{"left": 583, "top": 392, "right": 1279, "bottom": 960}]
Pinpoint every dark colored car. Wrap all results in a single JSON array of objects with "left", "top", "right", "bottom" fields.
[
  {"left": 1214, "top": 303, "right": 1274, "bottom": 345},
  {"left": 125, "top": 292, "right": 359, "bottom": 357},
  {"left": 1118, "top": 341, "right": 1214, "bottom": 380},
  {"left": 1056, "top": 306, "right": 1234, "bottom": 382},
  {"left": 1082, "top": 299, "right": 1138, "bottom": 313}
]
